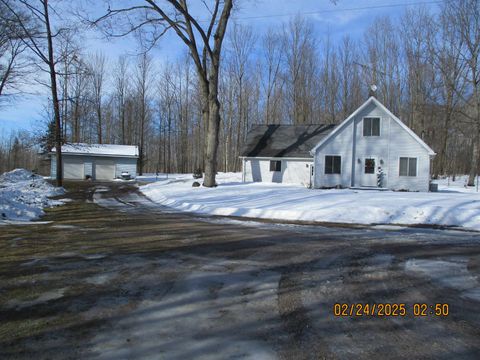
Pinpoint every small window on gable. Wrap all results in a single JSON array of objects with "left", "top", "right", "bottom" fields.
[
  {"left": 399, "top": 157, "right": 417, "bottom": 176},
  {"left": 363, "top": 117, "right": 380, "bottom": 136},
  {"left": 270, "top": 160, "right": 281, "bottom": 172},
  {"left": 325, "top": 156, "right": 341, "bottom": 174}
]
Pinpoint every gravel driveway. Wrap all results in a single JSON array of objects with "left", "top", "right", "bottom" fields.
[{"left": 1, "top": 182, "right": 479, "bottom": 359}]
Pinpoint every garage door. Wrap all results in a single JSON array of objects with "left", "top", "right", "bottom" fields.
[
  {"left": 63, "top": 158, "right": 84, "bottom": 180},
  {"left": 95, "top": 159, "right": 115, "bottom": 181}
]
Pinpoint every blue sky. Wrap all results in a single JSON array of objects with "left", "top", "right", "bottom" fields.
[{"left": 0, "top": 0, "right": 440, "bottom": 137}]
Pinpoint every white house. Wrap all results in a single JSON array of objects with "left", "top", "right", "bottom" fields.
[
  {"left": 50, "top": 143, "right": 139, "bottom": 181},
  {"left": 241, "top": 97, "right": 436, "bottom": 191}
]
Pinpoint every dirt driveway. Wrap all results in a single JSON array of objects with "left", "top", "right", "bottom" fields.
[{"left": 1, "top": 182, "right": 479, "bottom": 359}]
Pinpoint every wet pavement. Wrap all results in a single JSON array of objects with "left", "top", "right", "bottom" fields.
[{"left": 0, "top": 182, "right": 479, "bottom": 359}]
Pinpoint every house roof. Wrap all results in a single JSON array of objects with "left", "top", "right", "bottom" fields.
[
  {"left": 240, "top": 124, "right": 336, "bottom": 158},
  {"left": 51, "top": 143, "right": 139, "bottom": 157},
  {"left": 310, "top": 96, "right": 436, "bottom": 156}
]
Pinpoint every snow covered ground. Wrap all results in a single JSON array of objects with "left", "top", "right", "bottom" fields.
[
  {"left": 0, "top": 169, "right": 65, "bottom": 224},
  {"left": 140, "top": 173, "right": 480, "bottom": 231}
]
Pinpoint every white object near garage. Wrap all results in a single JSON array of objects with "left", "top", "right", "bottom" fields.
[{"left": 50, "top": 143, "right": 139, "bottom": 181}]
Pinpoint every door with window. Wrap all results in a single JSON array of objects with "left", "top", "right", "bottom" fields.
[{"left": 361, "top": 157, "right": 377, "bottom": 186}]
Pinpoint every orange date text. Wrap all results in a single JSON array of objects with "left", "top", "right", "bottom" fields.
[{"left": 333, "top": 303, "right": 449, "bottom": 317}]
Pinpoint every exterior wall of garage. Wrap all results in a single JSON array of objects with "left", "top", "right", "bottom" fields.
[{"left": 51, "top": 155, "right": 137, "bottom": 180}]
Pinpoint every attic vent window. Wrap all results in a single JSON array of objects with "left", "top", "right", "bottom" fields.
[
  {"left": 270, "top": 160, "right": 281, "bottom": 172},
  {"left": 363, "top": 117, "right": 380, "bottom": 136}
]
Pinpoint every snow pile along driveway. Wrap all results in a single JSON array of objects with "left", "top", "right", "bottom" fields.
[
  {"left": 0, "top": 169, "right": 65, "bottom": 223},
  {"left": 140, "top": 173, "right": 480, "bottom": 230}
]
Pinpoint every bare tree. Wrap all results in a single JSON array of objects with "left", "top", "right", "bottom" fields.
[
  {"left": 89, "top": 0, "right": 233, "bottom": 187},
  {"left": 69, "top": 55, "right": 90, "bottom": 143},
  {"left": 88, "top": 52, "right": 106, "bottom": 144},
  {"left": 363, "top": 16, "right": 402, "bottom": 114},
  {"left": 320, "top": 34, "right": 340, "bottom": 123},
  {"left": 114, "top": 55, "right": 129, "bottom": 144},
  {"left": 283, "top": 16, "right": 318, "bottom": 124},
  {"left": 261, "top": 28, "right": 284, "bottom": 125},
  {"left": 444, "top": 0, "right": 480, "bottom": 186},
  {"left": 134, "top": 52, "right": 153, "bottom": 175},
  {"left": 338, "top": 36, "right": 362, "bottom": 119},
  {"left": 427, "top": 6, "right": 466, "bottom": 176},
  {"left": 2, "top": 0, "right": 64, "bottom": 186},
  {"left": 0, "top": 1, "right": 30, "bottom": 103},
  {"left": 226, "top": 23, "right": 255, "bottom": 169}
]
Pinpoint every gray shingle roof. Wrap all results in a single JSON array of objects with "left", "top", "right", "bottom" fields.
[{"left": 240, "top": 124, "right": 336, "bottom": 158}]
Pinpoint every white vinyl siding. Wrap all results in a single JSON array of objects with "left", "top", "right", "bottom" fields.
[
  {"left": 354, "top": 103, "right": 429, "bottom": 191},
  {"left": 314, "top": 120, "right": 353, "bottom": 188},
  {"left": 314, "top": 100, "right": 432, "bottom": 191},
  {"left": 244, "top": 158, "right": 312, "bottom": 186}
]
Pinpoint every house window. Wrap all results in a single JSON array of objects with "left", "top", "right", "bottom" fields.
[
  {"left": 270, "top": 160, "right": 281, "bottom": 172},
  {"left": 325, "top": 156, "right": 341, "bottom": 174},
  {"left": 363, "top": 117, "right": 380, "bottom": 136},
  {"left": 399, "top": 157, "right": 417, "bottom": 176}
]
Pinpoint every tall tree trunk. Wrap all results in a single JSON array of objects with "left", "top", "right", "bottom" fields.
[
  {"left": 204, "top": 92, "right": 220, "bottom": 187},
  {"left": 121, "top": 100, "right": 126, "bottom": 144},
  {"left": 44, "top": 0, "right": 62, "bottom": 186},
  {"left": 200, "top": 79, "right": 210, "bottom": 175},
  {"left": 97, "top": 105, "right": 102, "bottom": 144},
  {"left": 439, "top": 108, "right": 451, "bottom": 176},
  {"left": 73, "top": 101, "right": 80, "bottom": 142},
  {"left": 468, "top": 98, "right": 480, "bottom": 186},
  {"left": 468, "top": 131, "right": 479, "bottom": 186}
]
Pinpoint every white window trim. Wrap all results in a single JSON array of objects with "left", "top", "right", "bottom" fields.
[
  {"left": 362, "top": 116, "right": 381, "bottom": 137},
  {"left": 398, "top": 156, "right": 418, "bottom": 177},
  {"left": 324, "top": 154, "right": 342, "bottom": 175}
]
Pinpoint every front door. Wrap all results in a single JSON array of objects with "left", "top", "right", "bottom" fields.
[{"left": 361, "top": 157, "right": 377, "bottom": 187}]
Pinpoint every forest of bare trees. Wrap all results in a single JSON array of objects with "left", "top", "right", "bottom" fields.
[{"left": 1, "top": 1, "right": 480, "bottom": 184}]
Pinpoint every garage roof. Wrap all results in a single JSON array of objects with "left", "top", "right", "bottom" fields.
[
  {"left": 51, "top": 143, "right": 139, "bottom": 157},
  {"left": 240, "top": 124, "right": 336, "bottom": 158}
]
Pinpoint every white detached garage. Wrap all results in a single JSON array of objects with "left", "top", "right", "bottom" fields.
[{"left": 50, "top": 143, "right": 139, "bottom": 181}]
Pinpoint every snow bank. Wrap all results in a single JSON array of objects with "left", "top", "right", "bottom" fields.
[
  {"left": 0, "top": 169, "right": 65, "bottom": 223},
  {"left": 140, "top": 172, "right": 480, "bottom": 231}
]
